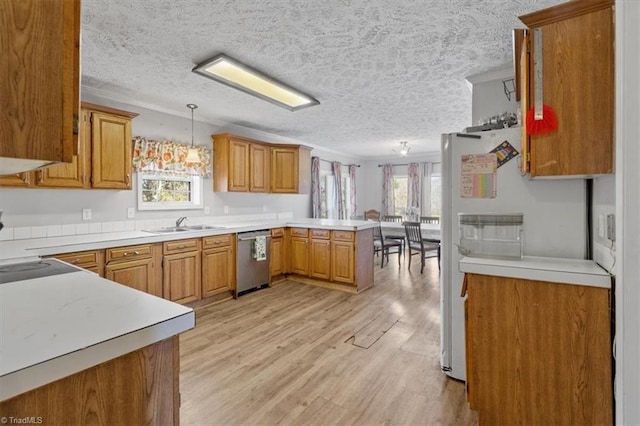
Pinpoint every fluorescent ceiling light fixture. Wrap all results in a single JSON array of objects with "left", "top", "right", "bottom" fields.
[{"left": 192, "top": 54, "right": 319, "bottom": 111}]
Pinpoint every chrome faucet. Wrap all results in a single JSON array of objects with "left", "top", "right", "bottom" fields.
[{"left": 176, "top": 216, "right": 187, "bottom": 227}]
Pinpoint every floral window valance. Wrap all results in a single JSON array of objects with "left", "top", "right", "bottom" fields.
[{"left": 132, "top": 136, "right": 211, "bottom": 177}]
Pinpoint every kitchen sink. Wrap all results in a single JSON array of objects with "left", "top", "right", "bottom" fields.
[
  {"left": 183, "top": 225, "right": 226, "bottom": 230},
  {"left": 143, "top": 225, "right": 225, "bottom": 234},
  {"left": 143, "top": 227, "right": 191, "bottom": 234}
]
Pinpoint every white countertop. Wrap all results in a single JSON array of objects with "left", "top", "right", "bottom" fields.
[
  {"left": 0, "top": 218, "right": 376, "bottom": 263},
  {"left": 0, "top": 269, "right": 195, "bottom": 401},
  {"left": 459, "top": 256, "right": 611, "bottom": 288}
]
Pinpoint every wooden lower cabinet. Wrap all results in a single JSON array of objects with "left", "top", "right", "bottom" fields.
[
  {"left": 290, "top": 231, "right": 310, "bottom": 276},
  {"left": 0, "top": 337, "right": 180, "bottom": 426},
  {"left": 286, "top": 227, "right": 373, "bottom": 292},
  {"left": 105, "top": 244, "right": 162, "bottom": 297},
  {"left": 50, "top": 250, "right": 105, "bottom": 277},
  {"left": 202, "top": 235, "right": 235, "bottom": 298},
  {"left": 464, "top": 273, "right": 612, "bottom": 425},
  {"left": 163, "top": 239, "right": 201, "bottom": 304},
  {"left": 330, "top": 240, "right": 355, "bottom": 284},
  {"left": 310, "top": 238, "right": 331, "bottom": 280},
  {"left": 269, "top": 228, "right": 287, "bottom": 278}
]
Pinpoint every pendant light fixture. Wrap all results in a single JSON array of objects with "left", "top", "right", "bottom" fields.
[{"left": 185, "top": 104, "right": 200, "bottom": 163}]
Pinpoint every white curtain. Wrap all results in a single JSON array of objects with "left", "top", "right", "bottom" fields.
[
  {"left": 332, "top": 162, "right": 344, "bottom": 219},
  {"left": 408, "top": 162, "right": 421, "bottom": 219},
  {"left": 381, "top": 164, "right": 394, "bottom": 216},
  {"left": 311, "top": 156, "right": 321, "bottom": 218},
  {"left": 349, "top": 165, "right": 357, "bottom": 219}
]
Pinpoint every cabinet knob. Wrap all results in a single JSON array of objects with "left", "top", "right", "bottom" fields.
[{"left": 126, "top": 174, "right": 130, "bottom": 185}]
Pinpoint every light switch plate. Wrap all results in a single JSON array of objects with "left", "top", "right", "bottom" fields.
[
  {"left": 204, "top": 206, "right": 210, "bottom": 215},
  {"left": 223, "top": 206, "right": 229, "bottom": 214},
  {"left": 606, "top": 214, "right": 615, "bottom": 241},
  {"left": 127, "top": 208, "right": 135, "bottom": 219},
  {"left": 82, "top": 208, "right": 92, "bottom": 221}
]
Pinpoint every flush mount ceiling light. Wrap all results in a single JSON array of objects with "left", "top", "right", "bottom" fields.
[
  {"left": 192, "top": 54, "right": 319, "bottom": 111},
  {"left": 394, "top": 141, "right": 411, "bottom": 157},
  {"left": 185, "top": 104, "right": 200, "bottom": 163}
]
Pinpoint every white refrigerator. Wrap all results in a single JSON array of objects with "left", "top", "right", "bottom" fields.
[{"left": 440, "top": 128, "right": 587, "bottom": 380}]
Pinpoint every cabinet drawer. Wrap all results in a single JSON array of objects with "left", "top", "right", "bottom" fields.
[
  {"left": 290, "top": 227, "right": 308, "bottom": 237},
  {"left": 54, "top": 251, "right": 100, "bottom": 267},
  {"left": 310, "top": 229, "right": 330, "bottom": 239},
  {"left": 203, "top": 234, "right": 232, "bottom": 249},
  {"left": 271, "top": 227, "right": 285, "bottom": 238},
  {"left": 163, "top": 238, "right": 200, "bottom": 254},
  {"left": 107, "top": 244, "right": 152, "bottom": 262},
  {"left": 332, "top": 230, "right": 354, "bottom": 242}
]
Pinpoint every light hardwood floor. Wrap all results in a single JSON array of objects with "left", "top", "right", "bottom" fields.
[{"left": 179, "top": 255, "right": 477, "bottom": 425}]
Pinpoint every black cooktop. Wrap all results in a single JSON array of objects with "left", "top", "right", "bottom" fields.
[{"left": 0, "top": 259, "right": 82, "bottom": 284}]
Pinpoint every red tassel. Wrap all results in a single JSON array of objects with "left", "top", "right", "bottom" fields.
[{"left": 526, "top": 104, "right": 558, "bottom": 135}]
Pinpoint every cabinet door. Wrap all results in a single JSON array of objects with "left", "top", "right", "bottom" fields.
[
  {"left": 105, "top": 258, "right": 154, "bottom": 294},
  {"left": 522, "top": 3, "right": 614, "bottom": 176},
  {"left": 331, "top": 241, "right": 355, "bottom": 284},
  {"left": 91, "top": 112, "right": 132, "bottom": 189},
  {"left": 36, "top": 109, "right": 89, "bottom": 188},
  {"left": 270, "top": 237, "right": 285, "bottom": 277},
  {"left": 163, "top": 251, "right": 201, "bottom": 304},
  {"left": 270, "top": 147, "right": 298, "bottom": 193},
  {"left": 250, "top": 143, "right": 269, "bottom": 192},
  {"left": 228, "top": 139, "right": 250, "bottom": 192},
  {"left": 466, "top": 273, "right": 612, "bottom": 425},
  {"left": 310, "top": 239, "right": 331, "bottom": 280},
  {"left": 290, "top": 237, "right": 309, "bottom": 276},
  {"left": 0, "top": 173, "right": 33, "bottom": 188},
  {"left": 0, "top": 0, "right": 79, "bottom": 164},
  {"left": 202, "top": 246, "right": 234, "bottom": 297}
]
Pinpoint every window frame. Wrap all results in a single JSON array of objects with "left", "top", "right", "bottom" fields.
[{"left": 136, "top": 173, "right": 204, "bottom": 211}]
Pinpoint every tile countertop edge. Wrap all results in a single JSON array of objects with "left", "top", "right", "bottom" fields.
[
  {"left": 459, "top": 256, "right": 611, "bottom": 288},
  {"left": 0, "top": 311, "right": 195, "bottom": 402},
  {"left": 0, "top": 219, "right": 377, "bottom": 260}
]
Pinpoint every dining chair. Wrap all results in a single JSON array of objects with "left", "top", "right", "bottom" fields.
[
  {"left": 381, "top": 215, "right": 406, "bottom": 251},
  {"left": 420, "top": 216, "right": 440, "bottom": 224},
  {"left": 373, "top": 223, "right": 403, "bottom": 268},
  {"left": 364, "top": 209, "right": 380, "bottom": 221},
  {"left": 404, "top": 221, "right": 440, "bottom": 273}
]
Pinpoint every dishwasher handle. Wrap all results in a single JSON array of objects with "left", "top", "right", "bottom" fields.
[{"left": 237, "top": 232, "right": 272, "bottom": 241}]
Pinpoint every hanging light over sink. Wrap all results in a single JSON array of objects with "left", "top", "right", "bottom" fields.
[{"left": 185, "top": 104, "right": 200, "bottom": 163}]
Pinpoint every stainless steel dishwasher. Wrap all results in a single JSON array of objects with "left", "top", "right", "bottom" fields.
[{"left": 236, "top": 230, "right": 271, "bottom": 295}]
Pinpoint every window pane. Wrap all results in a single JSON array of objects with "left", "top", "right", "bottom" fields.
[
  {"left": 430, "top": 176, "right": 441, "bottom": 215},
  {"left": 393, "top": 176, "right": 408, "bottom": 217}
]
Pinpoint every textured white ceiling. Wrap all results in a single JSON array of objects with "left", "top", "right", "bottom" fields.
[{"left": 81, "top": 0, "right": 562, "bottom": 158}]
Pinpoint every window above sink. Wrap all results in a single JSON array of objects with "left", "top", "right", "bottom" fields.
[{"left": 137, "top": 173, "right": 204, "bottom": 211}]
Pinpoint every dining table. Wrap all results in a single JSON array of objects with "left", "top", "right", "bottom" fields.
[{"left": 379, "top": 221, "right": 441, "bottom": 242}]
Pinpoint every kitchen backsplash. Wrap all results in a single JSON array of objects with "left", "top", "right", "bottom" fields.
[{"left": 0, "top": 212, "right": 294, "bottom": 242}]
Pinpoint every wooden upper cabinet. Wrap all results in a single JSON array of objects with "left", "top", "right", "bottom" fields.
[
  {"left": 228, "top": 139, "right": 250, "bottom": 191},
  {"left": 0, "top": 0, "right": 80, "bottom": 166},
  {"left": 36, "top": 108, "right": 90, "bottom": 188},
  {"left": 519, "top": 0, "right": 614, "bottom": 177},
  {"left": 250, "top": 143, "right": 269, "bottom": 192},
  {"left": 0, "top": 173, "right": 32, "bottom": 188},
  {"left": 213, "top": 134, "right": 269, "bottom": 193},
  {"left": 90, "top": 111, "right": 133, "bottom": 189},
  {"left": 213, "top": 133, "right": 310, "bottom": 194},
  {"left": 271, "top": 145, "right": 311, "bottom": 194}
]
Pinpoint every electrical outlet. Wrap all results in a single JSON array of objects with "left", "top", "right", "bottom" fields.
[
  {"left": 82, "top": 208, "right": 92, "bottom": 221},
  {"left": 127, "top": 208, "right": 135, "bottom": 219},
  {"left": 262, "top": 205, "right": 267, "bottom": 212},
  {"left": 204, "top": 206, "right": 210, "bottom": 215},
  {"left": 606, "top": 214, "right": 615, "bottom": 241},
  {"left": 223, "top": 206, "right": 229, "bottom": 214}
]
